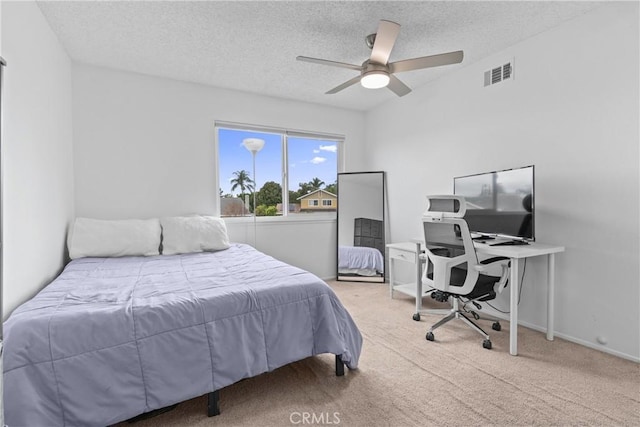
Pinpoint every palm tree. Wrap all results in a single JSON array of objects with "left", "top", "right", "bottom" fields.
[
  {"left": 309, "top": 177, "right": 325, "bottom": 190},
  {"left": 230, "top": 170, "right": 254, "bottom": 194}
]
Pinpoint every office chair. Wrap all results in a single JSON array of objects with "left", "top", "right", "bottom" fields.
[{"left": 421, "top": 195, "right": 510, "bottom": 349}]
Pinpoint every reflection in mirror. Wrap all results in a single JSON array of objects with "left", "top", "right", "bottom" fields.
[{"left": 337, "top": 172, "right": 385, "bottom": 282}]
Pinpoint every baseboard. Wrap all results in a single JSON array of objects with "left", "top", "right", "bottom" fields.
[
  {"left": 516, "top": 319, "right": 640, "bottom": 363},
  {"left": 478, "top": 308, "right": 639, "bottom": 363}
]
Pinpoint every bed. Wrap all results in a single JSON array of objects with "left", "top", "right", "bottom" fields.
[
  {"left": 3, "top": 217, "right": 363, "bottom": 427},
  {"left": 338, "top": 245, "right": 384, "bottom": 277},
  {"left": 337, "top": 217, "right": 385, "bottom": 282}
]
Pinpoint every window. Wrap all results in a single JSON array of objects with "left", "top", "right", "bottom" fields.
[{"left": 216, "top": 122, "right": 342, "bottom": 217}]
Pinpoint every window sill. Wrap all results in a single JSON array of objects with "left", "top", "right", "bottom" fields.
[{"left": 222, "top": 213, "right": 337, "bottom": 224}]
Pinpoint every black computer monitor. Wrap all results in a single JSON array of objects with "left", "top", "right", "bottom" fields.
[{"left": 454, "top": 165, "right": 535, "bottom": 241}]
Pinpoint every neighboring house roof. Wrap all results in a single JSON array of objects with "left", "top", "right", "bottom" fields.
[{"left": 296, "top": 189, "right": 337, "bottom": 200}]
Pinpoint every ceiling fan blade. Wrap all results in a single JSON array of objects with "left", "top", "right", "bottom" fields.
[
  {"left": 326, "top": 75, "right": 362, "bottom": 94},
  {"left": 389, "top": 50, "right": 464, "bottom": 73},
  {"left": 369, "top": 20, "right": 400, "bottom": 65},
  {"left": 387, "top": 75, "right": 412, "bottom": 97},
  {"left": 297, "top": 56, "right": 362, "bottom": 71}
]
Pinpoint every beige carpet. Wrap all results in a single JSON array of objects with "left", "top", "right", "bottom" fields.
[{"left": 118, "top": 280, "right": 640, "bottom": 427}]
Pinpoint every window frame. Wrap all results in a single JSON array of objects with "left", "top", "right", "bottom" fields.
[{"left": 214, "top": 121, "right": 344, "bottom": 221}]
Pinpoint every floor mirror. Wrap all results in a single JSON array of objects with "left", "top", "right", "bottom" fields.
[
  {"left": 1, "top": 55, "right": 6, "bottom": 425},
  {"left": 337, "top": 172, "right": 385, "bottom": 282}
]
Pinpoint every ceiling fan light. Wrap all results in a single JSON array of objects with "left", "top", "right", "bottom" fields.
[{"left": 361, "top": 71, "right": 390, "bottom": 89}]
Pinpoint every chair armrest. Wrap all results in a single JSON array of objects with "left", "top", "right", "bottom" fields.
[
  {"left": 474, "top": 257, "right": 510, "bottom": 273},
  {"left": 474, "top": 257, "right": 511, "bottom": 294},
  {"left": 479, "top": 256, "right": 511, "bottom": 265},
  {"left": 430, "top": 247, "right": 451, "bottom": 257},
  {"left": 420, "top": 246, "right": 450, "bottom": 260}
]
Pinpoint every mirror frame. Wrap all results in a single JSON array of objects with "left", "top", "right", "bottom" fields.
[{"left": 336, "top": 171, "right": 385, "bottom": 283}]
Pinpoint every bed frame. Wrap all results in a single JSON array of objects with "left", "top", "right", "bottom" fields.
[
  {"left": 207, "top": 355, "right": 344, "bottom": 416},
  {"left": 129, "top": 355, "right": 345, "bottom": 421}
]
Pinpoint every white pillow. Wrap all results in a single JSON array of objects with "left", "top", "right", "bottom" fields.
[
  {"left": 68, "top": 218, "right": 161, "bottom": 260},
  {"left": 161, "top": 216, "right": 230, "bottom": 255}
]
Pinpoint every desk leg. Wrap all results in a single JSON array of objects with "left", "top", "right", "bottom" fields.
[
  {"left": 389, "top": 258, "right": 395, "bottom": 298},
  {"left": 415, "top": 252, "right": 423, "bottom": 315},
  {"left": 547, "top": 254, "right": 555, "bottom": 341},
  {"left": 509, "top": 258, "right": 520, "bottom": 356}
]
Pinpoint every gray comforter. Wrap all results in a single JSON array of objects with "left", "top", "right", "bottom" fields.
[{"left": 3, "top": 244, "right": 362, "bottom": 426}]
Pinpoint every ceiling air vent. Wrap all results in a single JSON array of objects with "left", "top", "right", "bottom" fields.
[{"left": 484, "top": 60, "right": 514, "bottom": 87}]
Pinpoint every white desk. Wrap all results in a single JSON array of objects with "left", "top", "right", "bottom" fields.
[
  {"left": 411, "top": 239, "right": 564, "bottom": 356},
  {"left": 475, "top": 242, "right": 564, "bottom": 355}
]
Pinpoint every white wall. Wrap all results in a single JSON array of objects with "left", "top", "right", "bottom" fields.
[
  {"left": 365, "top": 3, "right": 639, "bottom": 360},
  {"left": 1, "top": 2, "right": 75, "bottom": 317},
  {"left": 72, "top": 64, "right": 366, "bottom": 278},
  {"left": 225, "top": 217, "right": 337, "bottom": 279}
]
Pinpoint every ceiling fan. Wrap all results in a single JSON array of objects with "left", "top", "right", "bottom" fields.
[{"left": 297, "top": 19, "right": 463, "bottom": 97}]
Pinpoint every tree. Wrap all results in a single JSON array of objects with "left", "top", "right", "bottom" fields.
[
  {"left": 255, "top": 205, "right": 278, "bottom": 216},
  {"left": 309, "top": 177, "right": 325, "bottom": 190},
  {"left": 324, "top": 180, "right": 337, "bottom": 195},
  {"left": 230, "top": 170, "right": 254, "bottom": 194},
  {"left": 256, "top": 181, "right": 282, "bottom": 207},
  {"left": 298, "top": 182, "right": 315, "bottom": 196},
  {"left": 289, "top": 190, "right": 301, "bottom": 203},
  {"left": 297, "top": 178, "right": 325, "bottom": 196}
]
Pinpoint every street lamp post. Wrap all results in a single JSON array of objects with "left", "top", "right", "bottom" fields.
[{"left": 242, "top": 138, "right": 265, "bottom": 247}]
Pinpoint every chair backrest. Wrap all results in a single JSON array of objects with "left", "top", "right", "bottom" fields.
[{"left": 422, "top": 195, "right": 480, "bottom": 295}]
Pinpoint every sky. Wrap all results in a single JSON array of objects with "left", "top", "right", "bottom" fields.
[{"left": 218, "top": 128, "right": 338, "bottom": 195}]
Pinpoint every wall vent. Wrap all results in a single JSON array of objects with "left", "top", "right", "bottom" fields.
[
  {"left": 484, "top": 60, "right": 514, "bottom": 87},
  {"left": 503, "top": 62, "right": 512, "bottom": 80}
]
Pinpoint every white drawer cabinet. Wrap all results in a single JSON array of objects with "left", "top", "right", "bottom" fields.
[
  {"left": 386, "top": 242, "right": 425, "bottom": 320},
  {"left": 387, "top": 242, "right": 423, "bottom": 299},
  {"left": 386, "top": 241, "right": 449, "bottom": 321}
]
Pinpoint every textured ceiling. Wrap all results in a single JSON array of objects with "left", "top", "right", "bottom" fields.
[{"left": 37, "top": 1, "right": 603, "bottom": 111}]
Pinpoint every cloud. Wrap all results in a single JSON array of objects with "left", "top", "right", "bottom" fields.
[
  {"left": 310, "top": 157, "right": 327, "bottom": 164},
  {"left": 313, "top": 149, "right": 320, "bottom": 154},
  {"left": 319, "top": 144, "right": 337, "bottom": 153}
]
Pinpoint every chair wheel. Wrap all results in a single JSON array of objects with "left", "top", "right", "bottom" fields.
[
  {"left": 492, "top": 322, "right": 501, "bottom": 331},
  {"left": 483, "top": 339, "right": 492, "bottom": 349},
  {"left": 412, "top": 313, "right": 421, "bottom": 321},
  {"left": 426, "top": 332, "right": 435, "bottom": 341}
]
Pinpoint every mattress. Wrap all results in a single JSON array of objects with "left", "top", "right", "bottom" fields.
[
  {"left": 338, "top": 245, "right": 383, "bottom": 272},
  {"left": 3, "top": 243, "right": 363, "bottom": 426}
]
